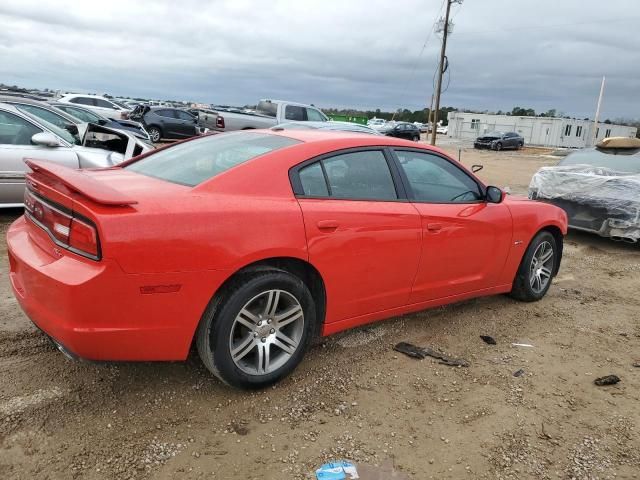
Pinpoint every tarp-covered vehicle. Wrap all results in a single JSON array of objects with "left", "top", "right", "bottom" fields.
[{"left": 529, "top": 137, "right": 640, "bottom": 243}]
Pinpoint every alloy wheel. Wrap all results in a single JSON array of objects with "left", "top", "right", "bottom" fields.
[
  {"left": 229, "top": 289, "right": 304, "bottom": 375},
  {"left": 529, "top": 241, "right": 554, "bottom": 294},
  {"left": 150, "top": 129, "right": 160, "bottom": 142}
]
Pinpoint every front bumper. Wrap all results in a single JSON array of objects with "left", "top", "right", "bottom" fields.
[
  {"left": 7, "top": 216, "right": 230, "bottom": 361},
  {"left": 530, "top": 196, "right": 639, "bottom": 243}
]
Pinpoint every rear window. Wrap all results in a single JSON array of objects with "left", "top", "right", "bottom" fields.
[
  {"left": 257, "top": 101, "right": 278, "bottom": 117},
  {"left": 125, "top": 132, "right": 300, "bottom": 186}
]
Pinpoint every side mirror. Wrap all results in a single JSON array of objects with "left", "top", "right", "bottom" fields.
[
  {"left": 31, "top": 132, "right": 61, "bottom": 147},
  {"left": 486, "top": 185, "right": 503, "bottom": 203},
  {"left": 471, "top": 164, "right": 483, "bottom": 173}
]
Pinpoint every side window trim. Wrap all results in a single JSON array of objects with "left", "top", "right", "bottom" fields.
[
  {"left": 389, "top": 147, "right": 487, "bottom": 204},
  {"left": 289, "top": 146, "right": 408, "bottom": 201}
]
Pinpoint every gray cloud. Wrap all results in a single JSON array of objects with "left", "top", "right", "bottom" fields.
[{"left": 0, "top": 0, "right": 639, "bottom": 118}]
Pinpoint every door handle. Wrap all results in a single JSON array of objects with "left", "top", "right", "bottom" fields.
[
  {"left": 317, "top": 220, "right": 339, "bottom": 231},
  {"left": 427, "top": 223, "right": 443, "bottom": 232}
]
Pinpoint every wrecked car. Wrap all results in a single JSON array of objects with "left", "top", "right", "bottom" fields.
[
  {"left": 529, "top": 137, "right": 640, "bottom": 243},
  {"left": 0, "top": 103, "right": 152, "bottom": 207}
]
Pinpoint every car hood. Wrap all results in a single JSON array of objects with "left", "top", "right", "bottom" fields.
[{"left": 477, "top": 135, "right": 501, "bottom": 141}]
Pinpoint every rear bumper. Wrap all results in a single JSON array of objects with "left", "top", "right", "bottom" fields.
[{"left": 7, "top": 216, "right": 230, "bottom": 361}]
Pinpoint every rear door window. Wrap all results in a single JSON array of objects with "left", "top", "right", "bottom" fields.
[
  {"left": 297, "top": 150, "right": 398, "bottom": 201},
  {"left": 285, "top": 105, "right": 306, "bottom": 121},
  {"left": 126, "top": 132, "right": 300, "bottom": 186},
  {"left": 70, "top": 97, "right": 93, "bottom": 106},
  {"left": 176, "top": 110, "right": 195, "bottom": 121},
  {"left": 156, "top": 109, "right": 176, "bottom": 118}
]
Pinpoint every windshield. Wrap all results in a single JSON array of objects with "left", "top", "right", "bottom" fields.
[
  {"left": 256, "top": 101, "right": 278, "bottom": 117},
  {"left": 61, "top": 105, "right": 104, "bottom": 123},
  {"left": 559, "top": 148, "right": 640, "bottom": 174},
  {"left": 20, "top": 109, "right": 80, "bottom": 145},
  {"left": 111, "top": 100, "right": 129, "bottom": 109},
  {"left": 125, "top": 132, "right": 300, "bottom": 186}
]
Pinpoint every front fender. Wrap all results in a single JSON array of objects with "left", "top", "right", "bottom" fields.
[{"left": 498, "top": 197, "right": 568, "bottom": 284}]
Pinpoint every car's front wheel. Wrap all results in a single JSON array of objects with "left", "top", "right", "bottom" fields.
[
  {"left": 494, "top": 142, "right": 503, "bottom": 151},
  {"left": 510, "top": 231, "right": 558, "bottom": 301},
  {"left": 196, "top": 270, "right": 315, "bottom": 389},
  {"left": 147, "top": 126, "right": 162, "bottom": 142}
]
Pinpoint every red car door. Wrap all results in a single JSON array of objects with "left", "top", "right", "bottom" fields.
[
  {"left": 392, "top": 149, "right": 513, "bottom": 302},
  {"left": 292, "top": 149, "right": 422, "bottom": 323}
]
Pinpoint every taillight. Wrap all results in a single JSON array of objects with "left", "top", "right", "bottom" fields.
[
  {"left": 24, "top": 188, "right": 101, "bottom": 260},
  {"left": 69, "top": 218, "right": 99, "bottom": 258},
  {"left": 216, "top": 115, "right": 225, "bottom": 129}
]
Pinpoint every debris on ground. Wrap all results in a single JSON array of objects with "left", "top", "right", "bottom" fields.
[
  {"left": 511, "top": 343, "right": 534, "bottom": 348},
  {"left": 480, "top": 335, "right": 496, "bottom": 345},
  {"left": 632, "top": 361, "right": 640, "bottom": 368},
  {"left": 393, "top": 342, "right": 469, "bottom": 367},
  {"left": 594, "top": 375, "right": 620, "bottom": 386},
  {"left": 513, "top": 368, "right": 525, "bottom": 377},
  {"left": 315, "top": 461, "right": 358, "bottom": 479},
  {"left": 315, "top": 460, "right": 411, "bottom": 480}
]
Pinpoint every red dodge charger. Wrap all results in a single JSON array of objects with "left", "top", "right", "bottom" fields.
[{"left": 7, "top": 130, "right": 567, "bottom": 388}]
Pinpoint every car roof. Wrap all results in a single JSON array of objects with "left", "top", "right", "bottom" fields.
[
  {"left": 254, "top": 128, "right": 432, "bottom": 147},
  {"left": 0, "top": 97, "right": 80, "bottom": 122}
]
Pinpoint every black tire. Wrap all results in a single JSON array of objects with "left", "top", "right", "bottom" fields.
[
  {"left": 494, "top": 142, "right": 503, "bottom": 151},
  {"left": 412, "top": 135, "right": 420, "bottom": 142},
  {"left": 196, "top": 270, "right": 316, "bottom": 389},
  {"left": 516, "top": 142, "right": 523, "bottom": 150},
  {"left": 510, "top": 231, "right": 558, "bottom": 302},
  {"left": 147, "top": 126, "right": 162, "bottom": 142}
]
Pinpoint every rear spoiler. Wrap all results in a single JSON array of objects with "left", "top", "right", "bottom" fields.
[{"left": 25, "top": 159, "right": 138, "bottom": 206}]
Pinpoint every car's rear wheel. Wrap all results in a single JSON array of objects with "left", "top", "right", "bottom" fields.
[
  {"left": 148, "top": 126, "right": 162, "bottom": 142},
  {"left": 510, "top": 231, "right": 557, "bottom": 302},
  {"left": 412, "top": 135, "right": 420, "bottom": 142},
  {"left": 517, "top": 142, "right": 523, "bottom": 150},
  {"left": 196, "top": 271, "right": 315, "bottom": 389},
  {"left": 494, "top": 142, "right": 503, "bottom": 151}
]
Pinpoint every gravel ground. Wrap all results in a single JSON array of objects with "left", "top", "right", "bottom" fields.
[{"left": 1, "top": 143, "right": 639, "bottom": 479}]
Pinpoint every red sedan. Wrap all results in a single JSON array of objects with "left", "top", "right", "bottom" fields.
[{"left": 7, "top": 131, "right": 567, "bottom": 388}]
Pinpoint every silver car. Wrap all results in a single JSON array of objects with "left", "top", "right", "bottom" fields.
[{"left": 0, "top": 103, "right": 152, "bottom": 207}]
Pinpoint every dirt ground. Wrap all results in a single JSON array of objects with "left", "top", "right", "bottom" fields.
[{"left": 1, "top": 143, "right": 639, "bottom": 480}]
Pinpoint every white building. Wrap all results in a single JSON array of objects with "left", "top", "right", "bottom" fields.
[{"left": 446, "top": 112, "right": 637, "bottom": 148}]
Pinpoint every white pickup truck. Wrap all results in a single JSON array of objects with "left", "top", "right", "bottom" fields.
[{"left": 212, "top": 99, "right": 329, "bottom": 132}]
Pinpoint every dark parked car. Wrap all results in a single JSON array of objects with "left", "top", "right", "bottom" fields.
[
  {"left": 130, "top": 106, "right": 202, "bottom": 142},
  {"left": 380, "top": 122, "right": 421, "bottom": 141},
  {"left": 474, "top": 131, "right": 524, "bottom": 150},
  {"left": 529, "top": 137, "right": 640, "bottom": 243}
]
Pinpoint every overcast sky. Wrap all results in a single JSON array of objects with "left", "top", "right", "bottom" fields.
[{"left": 1, "top": 0, "right": 639, "bottom": 119}]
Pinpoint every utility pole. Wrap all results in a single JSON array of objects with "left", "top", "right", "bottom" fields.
[
  {"left": 590, "top": 76, "right": 605, "bottom": 146},
  {"left": 431, "top": 0, "right": 461, "bottom": 145}
]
